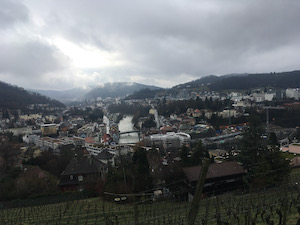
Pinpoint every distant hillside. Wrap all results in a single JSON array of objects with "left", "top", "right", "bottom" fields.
[
  {"left": 0, "top": 81, "right": 65, "bottom": 110},
  {"left": 32, "top": 87, "right": 92, "bottom": 103},
  {"left": 172, "top": 71, "right": 300, "bottom": 91},
  {"left": 125, "top": 88, "right": 167, "bottom": 100},
  {"left": 85, "top": 82, "right": 162, "bottom": 99},
  {"left": 210, "top": 71, "right": 300, "bottom": 91},
  {"left": 172, "top": 75, "right": 220, "bottom": 89}
]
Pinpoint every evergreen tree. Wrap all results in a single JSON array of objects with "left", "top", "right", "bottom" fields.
[
  {"left": 268, "top": 132, "right": 279, "bottom": 146},
  {"left": 132, "top": 147, "right": 152, "bottom": 192},
  {"left": 190, "top": 141, "right": 210, "bottom": 166},
  {"left": 179, "top": 145, "right": 190, "bottom": 166},
  {"left": 239, "top": 116, "right": 290, "bottom": 188},
  {"left": 239, "top": 116, "right": 266, "bottom": 172},
  {"left": 254, "top": 143, "right": 290, "bottom": 188},
  {"left": 179, "top": 141, "right": 210, "bottom": 166},
  {"left": 142, "top": 115, "right": 156, "bottom": 128}
]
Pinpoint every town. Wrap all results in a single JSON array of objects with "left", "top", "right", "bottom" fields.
[
  {"left": 2, "top": 0, "right": 300, "bottom": 223},
  {"left": 1, "top": 84, "right": 300, "bottom": 202}
]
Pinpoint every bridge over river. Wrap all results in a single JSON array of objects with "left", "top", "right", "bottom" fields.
[{"left": 118, "top": 115, "right": 140, "bottom": 144}]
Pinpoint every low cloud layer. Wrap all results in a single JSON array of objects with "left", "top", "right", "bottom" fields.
[{"left": 1, "top": 0, "right": 300, "bottom": 90}]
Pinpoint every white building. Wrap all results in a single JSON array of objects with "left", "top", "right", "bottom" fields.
[
  {"left": 23, "top": 134, "right": 39, "bottom": 144},
  {"left": 252, "top": 93, "right": 265, "bottom": 102},
  {"left": 286, "top": 88, "right": 300, "bottom": 100},
  {"left": 265, "top": 93, "right": 275, "bottom": 101},
  {"left": 232, "top": 101, "right": 251, "bottom": 108},
  {"left": 218, "top": 109, "right": 237, "bottom": 119},
  {"left": 85, "top": 144, "right": 103, "bottom": 155},
  {"left": 150, "top": 132, "right": 191, "bottom": 149},
  {"left": 36, "top": 137, "right": 75, "bottom": 151}
]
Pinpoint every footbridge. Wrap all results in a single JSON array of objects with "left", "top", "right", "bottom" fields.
[
  {"left": 119, "top": 130, "right": 140, "bottom": 135},
  {"left": 119, "top": 130, "right": 141, "bottom": 142}
]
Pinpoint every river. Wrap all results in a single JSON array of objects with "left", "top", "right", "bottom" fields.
[{"left": 118, "top": 115, "right": 139, "bottom": 144}]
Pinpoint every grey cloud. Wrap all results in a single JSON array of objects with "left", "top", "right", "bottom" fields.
[
  {"left": 0, "top": 0, "right": 29, "bottom": 29},
  {"left": 2, "top": 0, "right": 300, "bottom": 90},
  {"left": 36, "top": 1, "right": 300, "bottom": 54},
  {"left": 0, "top": 41, "right": 67, "bottom": 78}
]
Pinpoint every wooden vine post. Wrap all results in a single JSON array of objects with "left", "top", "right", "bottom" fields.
[{"left": 188, "top": 158, "right": 210, "bottom": 225}]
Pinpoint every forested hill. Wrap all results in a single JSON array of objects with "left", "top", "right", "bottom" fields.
[
  {"left": 0, "top": 81, "right": 65, "bottom": 110},
  {"left": 173, "top": 70, "right": 300, "bottom": 91},
  {"left": 85, "top": 82, "right": 162, "bottom": 99}
]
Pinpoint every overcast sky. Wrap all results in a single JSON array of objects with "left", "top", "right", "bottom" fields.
[{"left": 1, "top": 0, "right": 300, "bottom": 90}]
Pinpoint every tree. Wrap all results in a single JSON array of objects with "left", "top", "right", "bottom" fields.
[
  {"left": 268, "top": 132, "right": 279, "bottom": 146},
  {"left": 254, "top": 144, "right": 290, "bottom": 188},
  {"left": 104, "top": 153, "right": 134, "bottom": 194},
  {"left": 132, "top": 147, "right": 152, "bottom": 192},
  {"left": 179, "top": 145, "right": 190, "bottom": 166},
  {"left": 239, "top": 116, "right": 290, "bottom": 188},
  {"left": 190, "top": 141, "right": 210, "bottom": 166},
  {"left": 147, "top": 147, "right": 163, "bottom": 184},
  {"left": 179, "top": 141, "right": 209, "bottom": 166},
  {"left": 0, "top": 137, "right": 22, "bottom": 172},
  {"left": 142, "top": 115, "right": 156, "bottom": 128},
  {"left": 88, "top": 108, "right": 104, "bottom": 122},
  {"left": 2, "top": 109, "right": 9, "bottom": 119},
  {"left": 239, "top": 116, "right": 266, "bottom": 172}
]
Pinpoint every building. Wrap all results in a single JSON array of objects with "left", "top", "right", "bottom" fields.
[
  {"left": 86, "top": 143, "right": 104, "bottom": 155},
  {"left": 281, "top": 143, "right": 300, "bottom": 154},
  {"left": 9, "top": 127, "right": 33, "bottom": 136},
  {"left": 186, "top": 108, "right": 194, "bottom": 116},
  {"left": 218, "top": 109, "right": 237, "bottom": 119},
  {"left": 98, "top": 123, "right": 106, "bottom": 137},
  {"left": 204, "top": 111, "right": 213, "bottom": 119},
  {"left": 183, "top": 161, "right": 246, "bottom": 199},
  {"left": 192, "top": 109, "right": 202, "bottom": 118},
  {"left": 95, "top": 149, "right": 115, "bottom": 166},
  {"left": 252, "top": 93, "right": 265, "bottom": 102},
  {"left": 77, "top": 124, "right": 95, "bottom": 138},
  {"left": 149, "top": 132, "right": 191, "bottom": 149},
  {"left": 59, "top": 155, "right": 106, "bottom": 192},
  {"left": 23, "top": 134, "right": 39, "bottom": 144},
  {"left": 35, "top": 137, "right": 76, "bottom": 151},
  {"left": 286, "top": 88, "right": 300, "bottom": 100},
  {"left": 19, "top": 114, "right": 42, "bottom": 121},
  {"left": 41, "top": 124, "right": 57, "bottom": 136},
  {"left": 265, "top": 92, "right": 275, "bottom": 101}
]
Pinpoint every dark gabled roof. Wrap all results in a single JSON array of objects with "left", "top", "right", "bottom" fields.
[
  {"left": 96, "top": 149, "right": 114, "bottom": 160},
  {"left": 183, "top": 161, "right": 246, "bottom": 182},
  {"left": 61, "top": 155, "right": 105, "bottom": 176}
]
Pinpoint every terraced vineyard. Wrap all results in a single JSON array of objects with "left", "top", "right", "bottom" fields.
[
  {"left": 1, "top": 185, "right": 300, "bottom": 224},
  {"left": 2, "top": 171, "right": 300, "bottom": 224}
]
